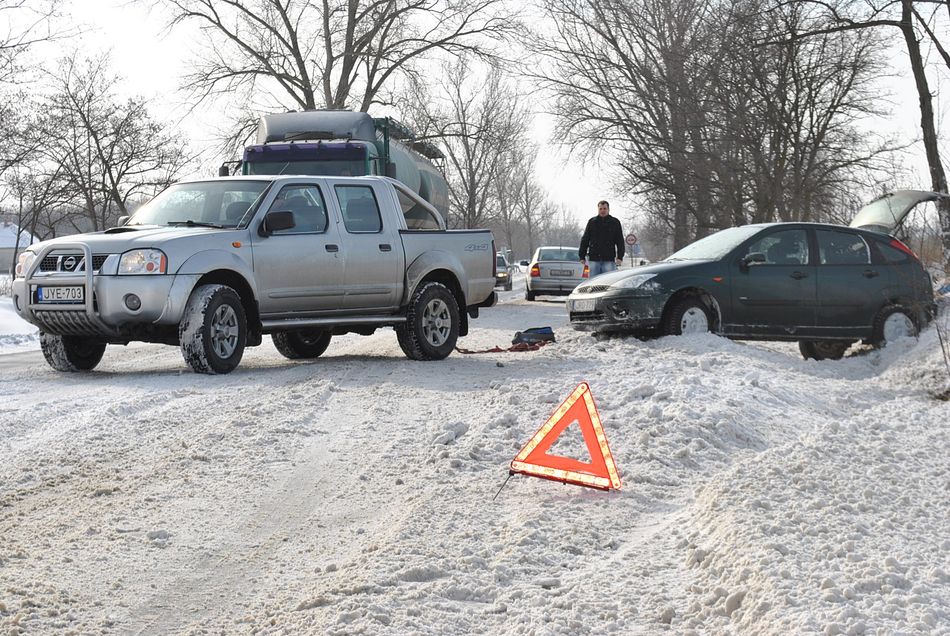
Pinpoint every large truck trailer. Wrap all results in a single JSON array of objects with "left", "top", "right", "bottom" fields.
[{"left": 221, "top": 110, "right": 450, "bottom": 218}]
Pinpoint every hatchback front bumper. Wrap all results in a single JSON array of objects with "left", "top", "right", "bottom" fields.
[{"left": 567, "top": 290, "right": 668, "bottom": 333}]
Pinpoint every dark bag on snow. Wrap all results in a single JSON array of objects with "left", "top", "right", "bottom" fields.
[{"left": 512, "top": 326, "right": 556, "bottom": 345}]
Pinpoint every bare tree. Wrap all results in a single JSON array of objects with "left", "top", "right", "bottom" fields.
[
  {"left": 154, "top": 0, "right": 517, "bottom": 133},
  {"left": 35, "top": 53, "right": 190, "bottom": 231},
  {"left": 534, "top": 0, "right": 891, "bottom": 249},
  {"left": 0, "top": 1, "right": 73, "bottom": 175},
  {"left": 761, "top": 0, "right": 950, "bottom": 264},
  {"left": 425, "top": 58, "right": 529, "bottom": 229}
]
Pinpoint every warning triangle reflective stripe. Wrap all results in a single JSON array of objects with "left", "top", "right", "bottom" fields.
[{"left": 510, "top": 382, "right": 621, "bottom": 491}]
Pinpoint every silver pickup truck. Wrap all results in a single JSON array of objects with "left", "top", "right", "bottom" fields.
[{"left": 13, "top": 176, "right": 497, "bottom": 374}]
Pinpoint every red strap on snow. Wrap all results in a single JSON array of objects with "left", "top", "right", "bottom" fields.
[{"left": 455, "top": 340, "right": 552, "bottom": 354}]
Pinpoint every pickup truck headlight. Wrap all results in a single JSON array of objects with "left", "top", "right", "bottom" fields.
[
  {"left": 14, "top": 251, "right": 35, "bottom": 278},
  {"left": 119, "top": 249, "right": 167, "bottom": 274},
  {"left": 612, "top": 273, "right": 658, "bottom": 290}
]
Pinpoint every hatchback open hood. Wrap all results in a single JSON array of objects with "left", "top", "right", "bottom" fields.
[{"left": 850, "top": 190, "right": 945, "bottom": 235}]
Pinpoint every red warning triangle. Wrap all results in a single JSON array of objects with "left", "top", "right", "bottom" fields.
[{"left": 510, "top": 382, "right": 621, "bottom": 491}]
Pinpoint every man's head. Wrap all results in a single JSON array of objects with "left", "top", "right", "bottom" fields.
[{"left": 597, "top": 200, "right": 609, "bottom": 217}]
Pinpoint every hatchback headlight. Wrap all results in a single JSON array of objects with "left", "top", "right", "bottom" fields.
[
  {"left": 14, "top": 251, "right": 36, "bottom": 278},
  {"left": 119, "top": 249, "right": 167, "bottom": 274},
  {"left": 612, "top": 273, "right": 657, "bottom": 289}
]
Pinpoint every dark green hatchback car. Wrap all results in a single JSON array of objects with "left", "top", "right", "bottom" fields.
[{"left": 568, "top": 192, "right": 938, "bottom": 360}]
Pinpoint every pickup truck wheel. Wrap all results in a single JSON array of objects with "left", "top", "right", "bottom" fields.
[
  {"left": 272, "top": 330, "right": 332, "bottom": 359},
  {"left": 396, "top": 281, "right": 459, "bottom": 361},
  {"left": 179, "top": 284, "right": 247, "bottom": 374},
  {"left": 40, "top": 333, "right": 106, "bottom": 372}
]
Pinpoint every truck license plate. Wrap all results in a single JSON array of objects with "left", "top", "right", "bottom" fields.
[
  {"left": 37, "top": 286, "right": 84, "bottom": 304},
  {"left": 572, "top": 299, "right": 595, "bottom": 312}
]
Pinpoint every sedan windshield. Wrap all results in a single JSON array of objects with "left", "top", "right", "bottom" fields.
[
  {"left": 128, "top": 181, "right": 270, "bottom": 228},
  {"left": 665, "top": 226, "right": 763, "bottom": 261}
]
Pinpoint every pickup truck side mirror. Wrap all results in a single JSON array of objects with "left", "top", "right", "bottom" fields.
[
  {"left": 740, "top": 252, "right": 766, "bottom": 270},
  {"left": 117, "top": 215, "right": 130, "bottom": 227},
  {"left": 258, "top": 210, "right": 295, "bottom": 237}
]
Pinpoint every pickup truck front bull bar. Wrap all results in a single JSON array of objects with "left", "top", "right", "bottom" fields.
[{"left": 21, "top": 242, "right": 120, "bottom": 337}]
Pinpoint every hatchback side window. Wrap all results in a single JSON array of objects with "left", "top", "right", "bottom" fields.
[
  {"left": 267, "top": 184, "right": 328, "bottom": 234},
  {"left": 336, "top": 185, "right": 382, "bottom": 233},
  {"left": 817, "top": 230, "right": 869, "bottom": 265},
  {"left": 746, "top": 229, "right": 809, "bottom": 265}
]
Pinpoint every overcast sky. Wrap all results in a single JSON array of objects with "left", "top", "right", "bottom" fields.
[{"left": 48, "top": 0, "right": 944, "bottom": 229}]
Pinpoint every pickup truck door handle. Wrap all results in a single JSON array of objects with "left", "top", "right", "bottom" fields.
[
  {"left": 863, "top": 269, "right": 879, "bottom": 278},
  {"left": 325, "top": 244, "right": 339, "bottom": 253},
  {"left": 790, "top": 271, "right": 808, "bottom": 280},
  {"left": 378, "top": 243, "right": 392, "bottom": 252}
]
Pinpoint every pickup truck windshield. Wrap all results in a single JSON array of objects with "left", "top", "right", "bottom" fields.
[{"left": 128, "top": 181, "right": 270, "bottom": 228}]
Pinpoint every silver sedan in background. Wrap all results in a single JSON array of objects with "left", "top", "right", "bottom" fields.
[{"left": 524, "top": 246, "right": 589, "bottom": 301}]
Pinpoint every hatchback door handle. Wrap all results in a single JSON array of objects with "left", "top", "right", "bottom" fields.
[
  {"left": 863, "top": 269, "right": 879, "bottom": 278},
  {"left": 790, "top": 271, "right": 808, "bottom": 280},
  {"left": 378, "top": 243, "right": 392, "bottom": 252},
  {"left": 325, "top": 244, "right": 339, "bottom": 253}
]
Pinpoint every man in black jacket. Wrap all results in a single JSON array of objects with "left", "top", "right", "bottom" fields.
[{"left": 579, "top": 200, "right": 625, "bottom": 277}]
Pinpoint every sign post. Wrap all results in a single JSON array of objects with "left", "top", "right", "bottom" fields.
[{"left": 625, "top": 233, "right": 637, "bottom": 267}]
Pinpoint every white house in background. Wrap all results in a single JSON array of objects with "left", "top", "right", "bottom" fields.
[{"left": 0, "top": 221, "right": 35, "bottom": 273}]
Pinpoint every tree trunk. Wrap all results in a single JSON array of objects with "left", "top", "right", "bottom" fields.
[{"left": 901, "top": 0, "right": 950, "bottom": 264}]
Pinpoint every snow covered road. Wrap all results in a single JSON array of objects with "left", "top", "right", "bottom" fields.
[{"left": 1, "top": 281, "right": 948, "bottom": 634}]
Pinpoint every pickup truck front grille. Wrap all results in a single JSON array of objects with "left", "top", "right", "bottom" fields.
[
  {"left": 40, "top": 253, "right": 110, "bottom": 273},
  {"left": 32, "top": 310, "right": 105, "bottom": 336}
]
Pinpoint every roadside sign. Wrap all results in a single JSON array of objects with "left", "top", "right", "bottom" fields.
[
  {"left": 625, "top": 233, "right": 637, "bottom": 246},
  {"left": 633, "top": 243, "right": 642, "bottom": 256}
]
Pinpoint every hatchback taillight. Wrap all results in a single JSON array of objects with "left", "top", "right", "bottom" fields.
[
  {"left": 890, "top": 238, "right": 919, "bottom": 260},
  {"left": 530, "top": 265, "right": 540, "bottom": 277}
]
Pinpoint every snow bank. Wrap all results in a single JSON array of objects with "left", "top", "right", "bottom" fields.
[
  {"left": 0, "top": 290, "right": 946, "bottom": 634},
  {"left": 0, "top": 293, "right": 38, "bottom": 353}
]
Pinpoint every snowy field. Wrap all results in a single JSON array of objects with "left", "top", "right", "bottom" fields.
[{"left": 1, "top": 274, "right": 948, "bottom": 634}]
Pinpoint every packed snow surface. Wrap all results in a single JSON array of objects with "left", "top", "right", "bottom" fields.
[{"left": 0, "top": 278, "right": 947, "bottom": 634}]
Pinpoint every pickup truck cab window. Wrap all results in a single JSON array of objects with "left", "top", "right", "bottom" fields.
[
  {"left": 336, "top": 185, "right": 382, "bottom": 233},
  {"left": 395, "top": 186, "right": 442, "bottom": 230},
  {"left": 268, "top": 184, "right": 328, "bottom": 234}
]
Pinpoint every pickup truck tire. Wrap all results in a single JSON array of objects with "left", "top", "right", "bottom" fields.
[
  {"left": 179, "top": 284, "right": 247, "bottom": 374},
  {"left": 40, "top": 333, "right": 106, "bottom": 372},
  {"left": 396, "top": 281, "right": 459, "bottom": 361},
  {"left": 272, "top": 330, "right": 332, "bottom": 359}
]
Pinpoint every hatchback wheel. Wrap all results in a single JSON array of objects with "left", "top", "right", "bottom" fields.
[
  {"left": 664, "top": 296, "right": 712, "bottom": 336},
  {"left": 872, "top": 304, "right": 918, "bottom": 348},
  {"left": 799, "top": 340, "right": 850, "bottom": 361}
]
